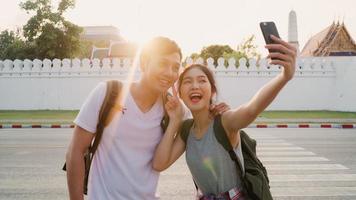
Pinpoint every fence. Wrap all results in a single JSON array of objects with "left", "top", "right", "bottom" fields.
[{"left": 0, "top": 56, "right": 355, "bottom": 111}]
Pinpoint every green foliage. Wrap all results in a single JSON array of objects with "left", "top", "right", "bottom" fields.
[
  {"left": 189, "top": 53, "right": 200, "bottom": 60},
  {"left": 222, "top": 51, "right": 245, "bottom": 67},
  {"left": 77, "top": 40, "right": 93, "bottom": 59},
  {"left": 20, "top": 0, "right": 83, "bottom": 59},
  {"left": 183, "top": 52, "right": 199, "bottom": 66},
  {"left": 188, "top": 35, "right": 261, "bottom": 68},
  {"left": 236, "top": 35, "right": 261, "bottom": 61},
  {"left": 199, "top": 45, "right": 234, "bottom": 65},
  {"left": 0, "top": 29, "right": 35, "bottom": 60},
  {"left": 0, "top": 0, "right": 82, "bottom": 60},
  {"left": 58, "top": 0, "right": 75, "bottom": 14}
]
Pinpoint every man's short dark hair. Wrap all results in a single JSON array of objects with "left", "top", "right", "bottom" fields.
[{"left": 140, "top": 37, "right": 182, "bottom": 64}]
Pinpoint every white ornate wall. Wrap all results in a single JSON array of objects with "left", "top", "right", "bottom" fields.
[{"left": 0, "top": 56, "right": 355, "bottom": 111}]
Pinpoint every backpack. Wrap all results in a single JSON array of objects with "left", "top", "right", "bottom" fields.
[
  {"left": 180, "top": 115, "right": 273, "bottom": 200},
  {"left": 62, "top": 80, "right": 170, "bottom": 195}
]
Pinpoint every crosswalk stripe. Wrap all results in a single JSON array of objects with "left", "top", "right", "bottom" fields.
[
  {"left": 255, "top": 139, "right": 288, "bottom": 143},
  {"left": 260, "top": 156, "right": 329, "bottom": 162},
  {"left": 265, "top": 164, "right": 348, "bottom": 170},
  {"left": 271, "top": 187, "right": 356, "bottom": 197},
  {"left": 258, "top": 151, "right": 316, "bottom": 156},
  {"left": 244, "top": 134, "right": 355, "bottom": 197},
  {"left": 258, "top": 143, "right": 294, "bottom": 147},
  {"left": 270, "top": 174, "right": 356, "bottom": 182},
  {"left": 257, "top": 147, "right": 305, "bottom": 151}
]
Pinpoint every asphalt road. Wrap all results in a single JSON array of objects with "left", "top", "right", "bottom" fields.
[{"left": 1, "top": 128, "right": 356, "bottom": 200}]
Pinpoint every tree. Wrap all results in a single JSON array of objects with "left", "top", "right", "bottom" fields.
[
  {"left": 187, "top": 35, "right": 261, "bottom": 67},
  {"left": 0, "top": 29, "right": 35, "bottom": 60},
  {"left": 188, "top": 45, "right": 234, "bottom": 66},
  {"left": 236, "top": 35, "right": 261, "bottom": 61},
  {"left": 20, "top": 0, "right": 82, "bottom": 59},
  {"left": 189, "top": 52, "right": 200, "bottom": 61},
  {"left": 200, "top": 45, "right": 234, "bottom": 65},
  {"left": 223, "top": 35, "right": 261, "bottom": 67}
]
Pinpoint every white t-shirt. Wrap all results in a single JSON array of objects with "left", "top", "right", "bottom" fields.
[{"left": 74, "top": 82, "right": 166, "bottom": 200}]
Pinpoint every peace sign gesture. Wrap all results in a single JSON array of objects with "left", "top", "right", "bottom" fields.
[{"left": 165, "top": 85, "right": 184, "bottom": 126}]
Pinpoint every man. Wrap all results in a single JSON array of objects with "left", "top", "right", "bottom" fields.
[{"left": 65, "top": 37, "right": 228, "bottom": 200}]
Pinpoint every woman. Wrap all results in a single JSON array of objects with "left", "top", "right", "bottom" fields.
[{"left": 153, "top": 35, "right": 296, "bottom": 199}]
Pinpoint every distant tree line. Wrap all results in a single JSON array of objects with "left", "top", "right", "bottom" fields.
[
  {"left": 0, "top": 0, "right": 84, "bottom": 60},
  {"left": 187, "top": 35, "right": 261, "bottom": 67},
  {"left": 0, "top": 0, "right": 261, "bottom": 62}
]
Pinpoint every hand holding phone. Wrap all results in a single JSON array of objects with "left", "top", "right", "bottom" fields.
[
  {"left": 260, "top": 21, "right": 297, "bottom": 81},
  {"left": 260, "top": 21, "right": 280, "bottom": 53}
]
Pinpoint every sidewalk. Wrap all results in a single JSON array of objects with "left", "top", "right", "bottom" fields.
[
  {"left": 0, "top": 119, "right": 73, "bottom": 123},
  {"left": 0, "top": 118, "right": 355, "bottom": 129},
  {"left": 1, "top": 118, "right": 355, "bottom": 123}
]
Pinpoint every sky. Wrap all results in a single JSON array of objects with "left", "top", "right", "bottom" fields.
[{"left": 1, "top": 0, "right": 356, "bottom": 57}]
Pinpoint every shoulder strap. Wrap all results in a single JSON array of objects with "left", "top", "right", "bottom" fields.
[
  {"left": 213, "top": 115, "right": 244, "bottom": 178},
  {"left": 61, "top": 80, "right": 122, "bottom": 172},
  {"left": 240, "top": 130, "right": 257, "bottom": 155},
  {"left": 90, "top": 80, "right": 122, "bottom": 155},
  {"left": 160, "top": 93, "right": 170, "bottom": 132},
  {"left": 179, "top": 119, "right": 194, "bottom": 144}
]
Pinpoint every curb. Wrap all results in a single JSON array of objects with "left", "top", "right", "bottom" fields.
[
  {"left": 247, "top": 124, "right": 356, "bottom": 129},
  {"left": 0, "top": 124, "right": 355, "bottom": 129},
  {"left": 0, "top": 124, "right": 75, "bottom": 129}
]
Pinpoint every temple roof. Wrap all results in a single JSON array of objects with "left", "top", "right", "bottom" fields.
[{"left": 301, "top": 22, "right": 356, "bottom": 57}]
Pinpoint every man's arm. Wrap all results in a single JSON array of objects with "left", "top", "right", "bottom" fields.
[{"left": 66, "top": 126, "right": 94, "bottom": 200}]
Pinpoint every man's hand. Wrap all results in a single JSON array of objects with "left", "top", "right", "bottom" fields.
[{"left": 209, "top": 102, "right": 230, "bottom": 117}]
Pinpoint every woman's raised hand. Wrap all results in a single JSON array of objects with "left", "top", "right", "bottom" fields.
[
  {"left": 165, "top": 86, "right": 184, "bottom": 126},
  {"left": 266, "top": 35, "right": 297, "bottom": 81}
]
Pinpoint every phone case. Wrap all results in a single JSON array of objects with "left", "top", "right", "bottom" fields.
[{"left": 260, "top": 22, "right": 280, "bottom": 45}]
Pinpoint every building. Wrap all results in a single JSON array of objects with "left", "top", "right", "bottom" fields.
[
  {"left": 288, "top": 10, "right": 300, "bottom": 54},
  {"left": 90, "top": 47, "right": 110, "bottom": 60},
  {"left": 108, "top": 41, "right": 138, "bottom": 58},
  {"left": 81, "top": 26, "right": 137, "bottom": 59},
  {"left": 301, "top": 22, "right": 356, "bottom": 57},
  {"left": 81, "top": 26, "right": 124, "bottom": 42}
]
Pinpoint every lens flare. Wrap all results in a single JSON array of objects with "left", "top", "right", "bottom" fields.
[
  {"left": 202, "top": 156, "right": 217, "bottom": 180},
  {"left": 118, "top": 44, "right": 142, "bottom": 106}
]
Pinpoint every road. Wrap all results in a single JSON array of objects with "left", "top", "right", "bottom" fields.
[{"left": 1, "top": 128, "right": 356, "bottom": 199}]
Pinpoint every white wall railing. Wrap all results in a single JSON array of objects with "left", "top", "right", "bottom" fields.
[{"left": 0, "top": 56, "right": 355, "bottom": 111}]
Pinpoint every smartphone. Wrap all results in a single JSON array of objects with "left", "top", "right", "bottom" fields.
[{"left": 260, "top": 21, "right": 280, "bottom": 53}]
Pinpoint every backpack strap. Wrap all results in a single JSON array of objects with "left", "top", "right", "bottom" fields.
[
  {"left": 179, "top": 119, "right": 194, "bottom": 144},
  {"left": 213, "top": 115, "right": 244, "bottom": 178},
  {"left": 62, "top": 80, "right": 122, "bottom": 195},
  {"left": 62, "top": 80, "right": 122, "bottom": 171},
  {"left": 90, "top": 80, "right": 122, "bottom": 154},
  {"left": 160, "top": 92, "right": 170, "bottom": 133},
  {"left": 83, "top": 80, "right": 121, "bottom": 195}
]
